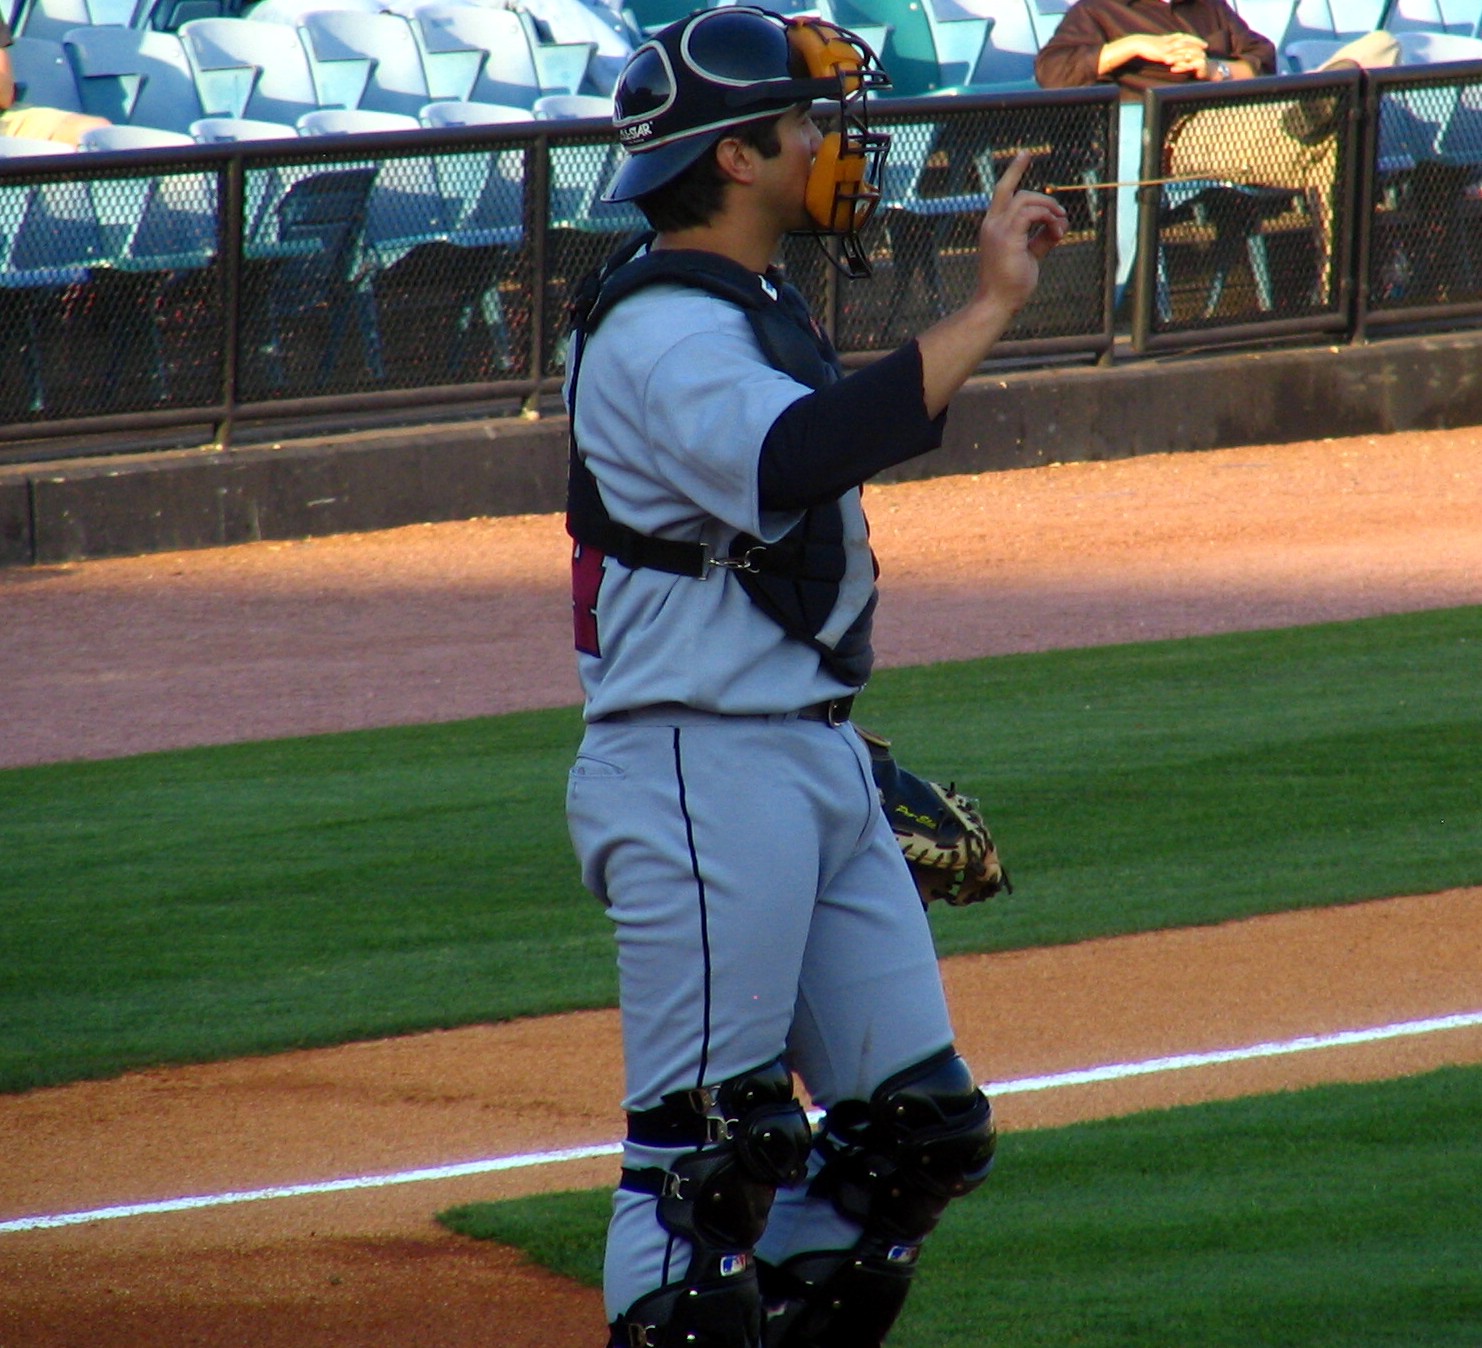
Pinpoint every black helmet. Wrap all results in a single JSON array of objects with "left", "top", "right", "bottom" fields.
[{"left": 603, "top": 6, "right": 889, "bottom": 210}]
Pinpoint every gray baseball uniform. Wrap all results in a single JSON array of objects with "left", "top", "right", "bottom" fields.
[{"left": 565, "top": 258, "right": 961, "bottom": 1322}]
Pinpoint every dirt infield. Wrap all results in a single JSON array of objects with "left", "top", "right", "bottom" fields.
[{"left": 2, "top": 427, "right": 1481, "bottom": 1345}]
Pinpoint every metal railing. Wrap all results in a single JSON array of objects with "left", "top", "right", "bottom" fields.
[{"left": 4, "top": 71, "right": 1482, "bottom": 462}]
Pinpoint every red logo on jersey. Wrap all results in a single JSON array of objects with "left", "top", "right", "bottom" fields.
[{"left": 572, "top": 541, "right": 605, "bottom": 656}]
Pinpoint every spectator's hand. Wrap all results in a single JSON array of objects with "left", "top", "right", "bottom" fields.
[{"left": 1101, "top": 30, "right": 1208, "bottom": 76}]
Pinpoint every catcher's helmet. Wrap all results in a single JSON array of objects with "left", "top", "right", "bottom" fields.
[{"left": 603, "top": 5, "right": 891, "bottom": 275}]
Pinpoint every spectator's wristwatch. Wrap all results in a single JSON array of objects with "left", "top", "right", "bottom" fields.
[{"left": 1207, "top": 57, "right": 1232, "bottom": 80}]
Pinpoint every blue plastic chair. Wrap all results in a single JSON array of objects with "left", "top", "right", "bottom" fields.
[
  {"left": 1228, "top": 0, "right": 1302, "bottom": 53},
  {"left": 9, "top": 34, "right": 86, "bottom": 111},
  {"left": 417, "top": 98, "right": 533, "bottom": 128},
  {"left": 531, "top": 92, "right": 612, "bottom": 119},
  {"left": 833, "top": 0, "right": 992, "bottom": 95},
  {"left": 244, "top": 0, "right": 382, "bottom": 22},
  {"left": 513, "top": 0, "right": 637, "bottom": 95},
  {"left": 403, "top": 3, "right": 548, "bottom": 109},
  {"left": 296, "top": 106, "right": 422, "bottom": 136},
  {"left": 1295, "top": 0, "right": 1389, "bottom": 39},
  {"left": 238, "top": 164, "right": 384, "bottom": 391},
  {"left": 955, "top": 0, "right": 1047, "bottom": 86},
  {"left": 874, "top": 115, "right": 998, "bottom": 320},
  {"left": 1383, "top": 0, "right": 1454, "bottom": 33},
  {"left": 1282, "top": 35, "right": 1349, "bottom": 68},
  {"left": 188, "top": 114, "right": 302, "bottom": 254},
  {"left": 1393, "top": 27, "right": 1482, "bottom": 58},
  {"left": 178, "top": 16, "right": 330, "bottom": 122},
  {"left": 13, "top": 0, "right": 141, "bottom": 41},
  {"left": 402, "top": 2, "right": 594, "bottom": 104},
  {"left": 189, "top": 114, "right": 299, "bottom": 140},
  {"left": 297, "top": 10, "right": 441, "bottom": 117},
  {"left": 63, "top": 26, "right": 207, "bottom": 134},
  {"left": 1027, "top": 0, "right": 1071, "bottom": 48}
]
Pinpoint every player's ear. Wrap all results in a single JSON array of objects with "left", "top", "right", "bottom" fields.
[{"left": 713, "top": 135, "right": 760, "bottom": 186}]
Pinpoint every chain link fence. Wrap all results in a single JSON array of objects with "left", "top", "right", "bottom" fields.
[
  {"left": 1360, "top": 61, "right": 1482, "bottom": 330},
  {"left": 1132, "top": 69, "right": 1362, "bottom": 350},
  {"left": 837, "top": 87, "right": 1117, "bottom": 357},
  {"left": 1, "top": 154, "right": 225, "bottom": 422},
  {"left": 3, "top": 75, "right": 1482, "bottom": 456}
]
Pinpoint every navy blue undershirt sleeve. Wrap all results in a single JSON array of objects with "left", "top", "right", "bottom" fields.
[{"left": 757, "top": 340, "right": 948, "bottom": 511}]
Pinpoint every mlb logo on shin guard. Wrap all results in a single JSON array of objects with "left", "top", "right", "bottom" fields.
[
  {"left": 886, "top": 1245, "right": 921, "bottom": 1265},
  {"left": 719, "top": 1253, "right": 753, "bottom": 1278}
]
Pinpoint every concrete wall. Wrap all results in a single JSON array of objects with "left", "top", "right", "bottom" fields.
[{"left": 5, "top": 327, "right": 1481, "bottom": 567}]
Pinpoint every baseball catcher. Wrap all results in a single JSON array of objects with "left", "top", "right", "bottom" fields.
[{"left": 857, "top": 726, "right": 1012, "bottom": 907}]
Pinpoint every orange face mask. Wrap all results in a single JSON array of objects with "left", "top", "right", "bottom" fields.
[{"left": 785, "top": 16, "right": 891, "bottom": 271}]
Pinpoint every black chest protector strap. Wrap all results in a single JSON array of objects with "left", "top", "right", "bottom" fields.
[{"left": 566, "top": 232, "right": 875, "bottom": 686}]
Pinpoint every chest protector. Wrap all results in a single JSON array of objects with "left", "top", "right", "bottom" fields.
[{"left": 565, "top": 232, "right": 876, "bottom": 688}]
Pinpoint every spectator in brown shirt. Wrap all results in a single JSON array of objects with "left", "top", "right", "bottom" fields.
[
  {"left": 1036, "top": 0, "right": 1399, "bottom": 300},
  {"left": 1034, "top": 0, "right": 1276, "bottom": 100}
]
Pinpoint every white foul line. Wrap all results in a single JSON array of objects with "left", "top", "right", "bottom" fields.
[{"left": 3, "top": 1010, "right": 1478, "bottom": 1237}]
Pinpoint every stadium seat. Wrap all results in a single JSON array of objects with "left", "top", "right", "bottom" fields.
[
  {"left": 517, "top": 0, "right": 637, "bottom": 94},
  {"left": 238, "top": 164, "right": 383, "bottom": 390},
  {"left": 874, "top": 115, "right": 998, "bottom": 319},
  {"left": 417, "top": 98, "right": 532, "bottom": 127},
  {"left": 1027, "top": 0, "right": 1071, "bottom": 47},
  {"left": 179, "top": 16, "right": 331, "bottom": 122},
  {"left": 832, "top": 0, "right": 995, "bottom": 94},
  {"left": 403, "top": 3, "right": 560, "bottom": 108},
  {"left": 77, "top": 121, "right": 196, "bottom": 147},
  {"left": 1282, "top": 35, "right": 1349, "bottom": 68},
  {"left": 8, "top": 34, "right": 86, "bottom": 111},
  {"left": 1394, "top": 26, "right": 1482, "bottom": 57},
  {"left": 1228, "top": 0, "right": 1302, "bottom": 52},
  {"left": 296, "top": 9, "right": 446, "bottom": 117},
  {"left": 958, "top": 0, "right": 1044, "bottom": 86},
  {"left": 531, "top": 92, "right": 612, "bottom": 119},
  {"left": 0, "top": 133, "right": 75, "bottom": 153},
  {"left": 1384, "top": 0, "right": 1482, "bottom": 35},
  {"left": 1383, "top": 0, "right": 1450, "bottom": 32},
  {"left": 1294, "top": 0, "right": 1389, "bottom": 40},
  {"left": 296, "top": 106, "right": 422, "bottom": 134},
  {"left": 189, "top": 113, "right": 299, "bottom": 139},
  {"left": 244, "top": 0, "right": 382, "bottom": 21},
  {"left": 620, "top": 0, "right": 696, "bottom": 35},
  {"left": 63, "top": 26, "right": 207, "bottom": 134},
  {"left": 13, "top": 0, "right": 142, "bottom": 42}
]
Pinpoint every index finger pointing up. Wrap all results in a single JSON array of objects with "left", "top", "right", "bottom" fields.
[{"left": 994, "top": 149, "right": 1033, "bottom": 203}]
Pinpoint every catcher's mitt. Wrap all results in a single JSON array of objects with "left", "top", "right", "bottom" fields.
[{"left": 857, "top": 725, "right": 1012, "bottom": 908}]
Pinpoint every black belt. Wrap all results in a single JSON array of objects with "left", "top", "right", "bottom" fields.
[
  {"left": 597, "top": 696, "right": 854, "bottom": 726},
  {"left": 796, "top": 696, "right": 854, "bottom": 726}
]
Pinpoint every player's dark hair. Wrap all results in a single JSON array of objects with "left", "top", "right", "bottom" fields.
[{"left": 635, "top": 115, "right": 785, "bottom": 232}]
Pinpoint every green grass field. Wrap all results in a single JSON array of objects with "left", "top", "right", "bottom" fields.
[
  {"left": 2, "top": 604, "right": 1479, "bottom": 1343},
  {"left": 1, "top": 606, "right": 1478, "bottom": 1093}
]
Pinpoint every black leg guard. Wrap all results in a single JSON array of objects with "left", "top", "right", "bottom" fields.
[
  {"left": 609, "top": 1263, "right": 763, "bottom": 1348},
  {"left": 760, "top": 1046, "right": 996, "bottom": 1347},
  {"left": 611, "top": 1059, "right": 814, "bottom": 1348},
  {"left": 759, "top": 1240, "right": 918, "bottom": 1348}
]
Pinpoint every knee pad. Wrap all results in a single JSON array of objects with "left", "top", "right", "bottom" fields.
[
  {"left": 616, "top": 1058, "right": 813, "bottom": 1341},
  {"left": 812, "top": 1045, "right": 996, "bottom": 1247}
]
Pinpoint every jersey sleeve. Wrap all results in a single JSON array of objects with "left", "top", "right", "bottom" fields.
[{"left": 584, "top": 289, "right": 812, "bottom": 541}]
